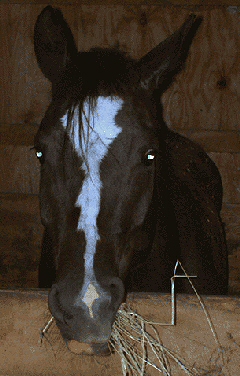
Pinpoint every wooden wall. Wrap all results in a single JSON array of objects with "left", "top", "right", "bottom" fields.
[{"left": 0, "top": 1, "right": 239, "bottom": 292}]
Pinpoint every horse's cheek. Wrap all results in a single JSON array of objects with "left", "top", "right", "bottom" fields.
[{"left": 127, "top": 175, "right": 154, "bottom": 229}]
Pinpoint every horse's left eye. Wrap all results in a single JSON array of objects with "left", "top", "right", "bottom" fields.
[
  {"left": 142, "top": 149, "right": 156, "bottom": 166},
  {"left": 35, "top": 150, "right": 44, "bottom": 164}
]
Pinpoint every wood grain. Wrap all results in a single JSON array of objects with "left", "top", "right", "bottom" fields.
[
  {"left": 0, "top": 145, "right": 40, "bottom": 195},
  {"left": 0, "top": 126, "right": 39, "bottom": 194},
  {"left": 1, "top": 0, "right": 240, "bottom": 6},
  {"left": 0, "top": 194, "right": 43, "bottom": 288},
  {"left": 222, "top": 203, "right": 240, "bottom": 294},
  {"left": 0, "top": 4, "right": 51, "bottom": 126},
  {"left": 177, "top": 129, "right": 240, "bottom": 153},
  {"left": 209, "top": 152, "right": 240, "bottom": 204},
  {"left": 162, "top": 8, "right": 240, "bottom": 132},
  {"left": 0, "top": 125, "right": 38, "bottom": 146}
]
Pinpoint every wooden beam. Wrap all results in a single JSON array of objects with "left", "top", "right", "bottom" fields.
[
  {"left": 0, "top": 125, "right": 38, "bottom": 146},
  {"left": 175, "top": 130, "right": 240, "bottom": 154},
  {"left": 0, "top": 289, "right": 239, "bottom": 375},
  {"left": 1, "top": 1, "right": 240, "bottom": 6},
  {"left": 0, "top": 194, "right": 42, "bottom": 288}
]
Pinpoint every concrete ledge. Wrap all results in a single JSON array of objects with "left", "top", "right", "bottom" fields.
[{"left": 0, "top": 289, "right": 239, "bottom": 375}]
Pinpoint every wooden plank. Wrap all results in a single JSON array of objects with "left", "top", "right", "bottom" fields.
[
  {"left": 1, "top": 1, "right": 240, "bottom": 6},
  {"left": 0, "top": 290, "right": 239, "bottom": 375},
  {"left": 176, "top": 130, "right": 240, "bottom": 153},
  {"left": 162, "top": 7, "right": 240, "bottom": 132},
  {"left": 0, "top": 125, "right": 38, "bottom": 146},
  {"left": 0, "top": 194, "right": 43, "bottom": 288},
  {"left": 0, "top": 125, "right": 39, "bottom": 194},
  {"left": 0, "top": 145, "right": 40, "bottom": 194},
  {"left": 222, "top": 203, "right": 240, "bottom": 294},
  {"left": 222, "top": 203, "right": 240, "bottom": 245},
  {"left": 0, "top": 4, "right": 51, "bottom": 126},
  {"left": 209, "top": 152, "right": 240, "bottom": 204}
]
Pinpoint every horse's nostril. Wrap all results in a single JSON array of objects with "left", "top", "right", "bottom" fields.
[
  {"left": 106, "top": 277, "right": 125, "bottom": 309},
  {"left": 110, "top": 277, "right": 124, "bottom": 292},
  {"left": 48, "top": 284, "right": 64, "bottom": 322},
  {"left": 63, "top": 311, "right": 74, "bottom": 324}
]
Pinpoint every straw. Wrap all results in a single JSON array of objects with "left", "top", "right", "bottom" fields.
[{"left": 109, "top": 260, "right": 229, "bottom": 375}]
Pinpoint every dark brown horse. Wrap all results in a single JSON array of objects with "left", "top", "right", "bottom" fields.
[{"left": 34, "top": 6, "right": 228, "bottom": 355}]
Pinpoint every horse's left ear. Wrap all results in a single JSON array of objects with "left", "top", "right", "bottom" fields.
[{"left": 137, "top": 14, "right": 202, "bottom": 91}]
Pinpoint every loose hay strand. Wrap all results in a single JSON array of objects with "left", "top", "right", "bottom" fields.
[
  {"left": 176, "top": 260, "right": 229, "bottom": 374},
  {"left": 175, "top": 261, "right": 219, "bottom": 346},
  {"left": 40, "top": 316, "right": 54, "bottom": 342},
  {"left": 140, "top": 317, "right": 146, "bottom": 375}
]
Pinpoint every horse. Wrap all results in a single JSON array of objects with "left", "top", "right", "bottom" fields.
[{"left": 34, "top": 6, "right": 228, "bottom": 355}]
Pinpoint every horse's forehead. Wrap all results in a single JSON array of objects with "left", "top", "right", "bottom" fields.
[{"left": 60, "top": 97, "right": 125, "bottom": 160}]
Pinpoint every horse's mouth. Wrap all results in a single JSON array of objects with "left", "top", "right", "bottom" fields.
[{"left": 67, "top": 340, "right": 111, "bottom": 356}]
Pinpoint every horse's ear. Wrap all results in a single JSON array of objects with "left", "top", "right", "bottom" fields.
[
  {"left": 137, "top": 14, "right": 202, "bottom": 91},
  {"left": 34, "top": 6, "right": 78, "bottom": 83}
]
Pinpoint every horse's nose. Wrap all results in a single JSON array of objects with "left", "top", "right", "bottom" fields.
[
  {"left": 48, "top": 276, "right": 125, "bottom": 345},
  {"left": 77, "top": 276, "right": 125, "bottom": 319}
]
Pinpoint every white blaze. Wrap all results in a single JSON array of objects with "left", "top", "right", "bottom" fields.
[
  {"left": 61, "top": 97, "right": 123, "bottom": 316},
  {"left": 82, "top": 283, "right": 99, "bottom": 318}
]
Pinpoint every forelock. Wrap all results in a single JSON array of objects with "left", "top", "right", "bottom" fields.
[{"left": 54, "top": 47, "right": 138, "bottom": 104}]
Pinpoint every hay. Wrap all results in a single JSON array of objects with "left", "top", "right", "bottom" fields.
[
  {"left": 110, "top": 303, "right": 196, "bottom": 375},
  {"left": 40, "top": 261, "right": 229, "bottom": 376},
  {"left": 109, "top": 260, "right": 224, "bottom": 376}
]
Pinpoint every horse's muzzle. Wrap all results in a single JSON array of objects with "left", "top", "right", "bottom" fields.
[{"left": 48, "top": 276, "right": 125, "bottom": 354}]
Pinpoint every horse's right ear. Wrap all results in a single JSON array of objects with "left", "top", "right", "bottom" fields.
[{"left": 34, "top": 6, "right": 78, "bottom": 83}]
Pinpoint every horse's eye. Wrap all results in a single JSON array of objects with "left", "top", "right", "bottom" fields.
[
  {"left": 35, "top": 150, "right": 44, "bottom": 164},
  {"left": 142, "top": 149, "right": 156, "bottom": 166}
]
